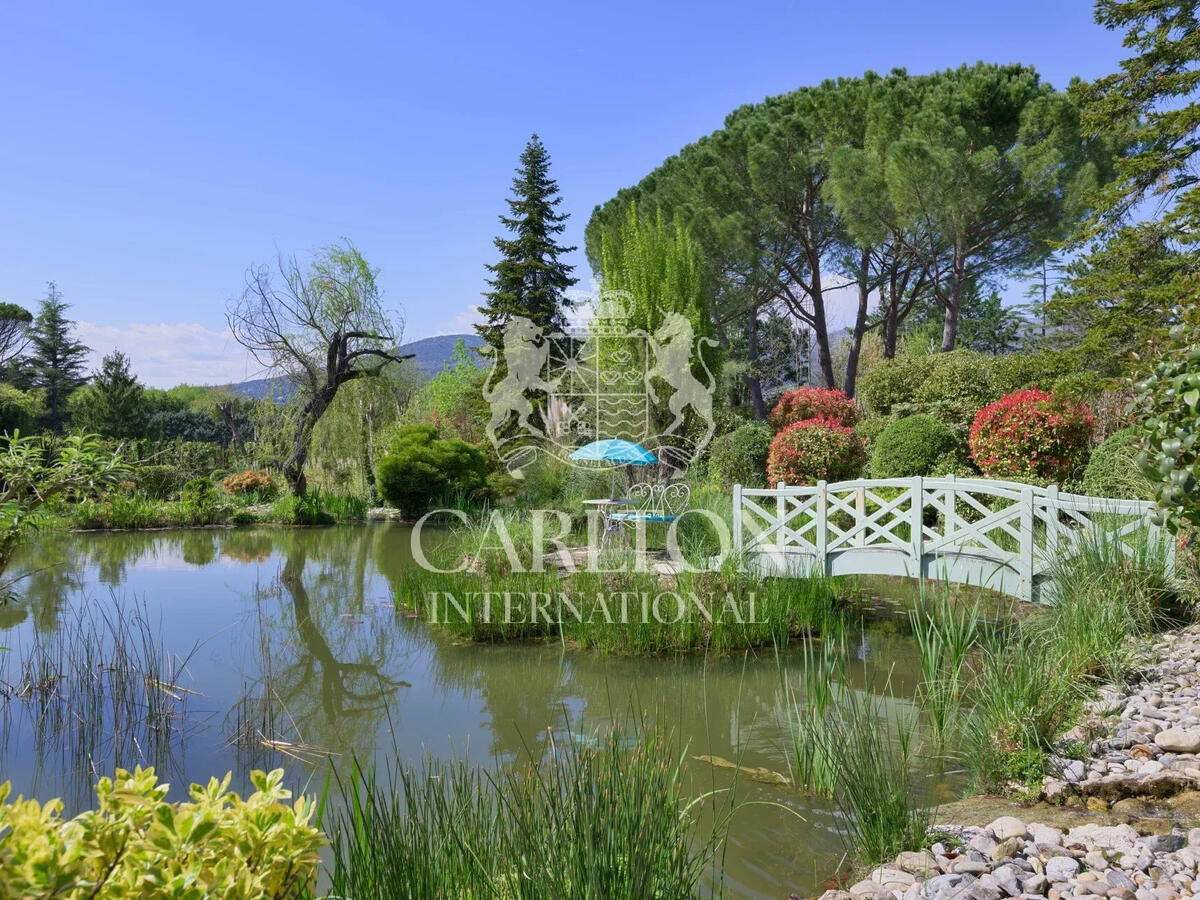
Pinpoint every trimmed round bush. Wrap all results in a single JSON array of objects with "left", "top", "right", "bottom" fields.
[
  {"left": 1081, "top": 427, "right": 1154, "bottom": 500},
  {"left": 767, "top": 418, "right": 867, "bottom": 485},
  {"left": 968, "top": 389, "right": 1094, "bottom": 484},
  {"left": 768, "top": 387, "right": 857, "bottom": 431},
  {"left": 869, "top": 414, "right": 961, "bottom": 478},
  {"left": 708, "top": 423, "right": 771, "bottom": 487},
  {"left": 376, "top": 424, "right": 486, "bottom": 515}
]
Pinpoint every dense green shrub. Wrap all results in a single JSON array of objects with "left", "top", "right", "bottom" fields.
[
  {"left": 969, "top": 389, "right": 1094, "bottom": 484},
  {"left": 708, "top": 422, "right": 771, "bottom": 486},
  {"left": 133, "top": 464, "right": 181, "bottom": 500},
  {"left": 376, "top": 424, "right": 486, "bottom": 515},
  {"left": 180, "top": 476, "right": 224, "bottom": 525},
  {"left": 1081, "top": 427, "right": 1154, "bottom": 500},
  {"left": 769, "top": 387, "right": 857, "bottom": 431},
  {"left": 0, "top": 385, "right": 37, "bottom": 435},
  {"left": 767, "top": 420, "right": 866, "bottom": 485},
  {"left": 856, "top": 356, "right": 930, "bottom": 416},
  {"left": 1136, "top": 315, "right": 1200, "bottom": 532},
  {"left": 869, "top": 414, "right": 961, "bottom": 478},
  {"left": 911, "top": 351, "right": 1002, "bottom": 427},
  {"left": 0, "top": 766, "right": 322, "bottom": 898}
]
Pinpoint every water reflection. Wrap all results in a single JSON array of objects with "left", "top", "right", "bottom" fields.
[{"left": 0, "top": 525, "right": 938, "bottom": 900}]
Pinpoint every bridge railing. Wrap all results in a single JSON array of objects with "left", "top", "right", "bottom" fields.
[{"left": 732, "top": 476, "right": 1169, "bottom": 603}]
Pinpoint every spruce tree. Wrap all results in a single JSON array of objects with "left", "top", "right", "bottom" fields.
[
  {"left": 72, "top": 350, "right": 146, "bottom": 438},
  {"left": 477, "top": 134, "right": 577, "bottom": 351},
  {"left": 29, "top": 283, "right": 90, "bottom": 431}
]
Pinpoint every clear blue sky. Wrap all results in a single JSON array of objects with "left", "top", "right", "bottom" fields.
[{"left": 1, "top": 1, "right": 1126, "bottom": 386}]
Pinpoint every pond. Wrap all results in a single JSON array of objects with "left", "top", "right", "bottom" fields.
[{"left": 0, "top": 524, "right": 944, "bottom": 899}]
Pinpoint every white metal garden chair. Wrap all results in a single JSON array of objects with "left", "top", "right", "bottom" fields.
[{"left": 610, "top": 482, "right": 691, "bottom": 526}]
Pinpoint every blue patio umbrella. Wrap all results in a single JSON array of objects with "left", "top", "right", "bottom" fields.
[
  {"left": 569, "top": 439, "right": 657, "bottom": 497},
  {"left": 569, "top": 439, "right": 658, "bottom": 465}
]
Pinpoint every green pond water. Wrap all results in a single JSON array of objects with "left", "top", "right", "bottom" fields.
[{"left": 0, "top": 524, "right": 947, "bottom": 899}]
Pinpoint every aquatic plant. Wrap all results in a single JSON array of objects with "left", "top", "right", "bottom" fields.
[{"left": 324, "top": 724, "right": 726, "bottom": 899}]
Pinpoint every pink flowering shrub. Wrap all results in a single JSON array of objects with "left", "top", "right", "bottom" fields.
[
  {"left": 968, "top": 388, "right": 1094, "bottom": 483},
  {"left": 767, "top": 418, "right": 867, "bottom": 485},
  {"left": 769, "top": 387, "right": 857, "bottom": 431}
]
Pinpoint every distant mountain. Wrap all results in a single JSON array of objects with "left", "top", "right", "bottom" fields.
[
  {"left": 403, "top": 333, "right": 484, "bottom": 377},
  {"left": 225, "top": 333, "right": 483, "bottom": 401}
]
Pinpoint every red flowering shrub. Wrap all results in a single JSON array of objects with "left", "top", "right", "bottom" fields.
[
  {"left": 221, "top": 469, "right": 277, "bottom": 497},
  {"left": 767, "top": 418, "right": 867, "bottom": 485},
  {"left": 968, "top": 389, "right": 1094, "bottom": 483},
  {"left": 769, "top": 387, "right": 857, "bottom": 431}
]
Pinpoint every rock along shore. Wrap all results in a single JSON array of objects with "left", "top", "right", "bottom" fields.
[{"left": 820, "top": 622, "right": 1200, "bottom": 900}]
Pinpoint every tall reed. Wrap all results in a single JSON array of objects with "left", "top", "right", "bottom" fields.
[{"left": 324, "top": 724, "right": 726, "bottom": 899}]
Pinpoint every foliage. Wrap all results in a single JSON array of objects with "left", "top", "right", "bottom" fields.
[
  {"left": 767, "top": 419, "right": 867, "bottom": 486},
  {"left": 968, "top": 389, "right": 1094, "bottom": 483},
  {"left": 268, "top": 491, "right": 334, "bottom": 526},
  {"left": 0, "top": 385, "right": 37, "bottom": 436},
  {"left": 707, "top": 422, "right": 771, "bottom": 487},
  {"left": 476, "top": 134, "right": 577, "bottom": 352},
  {"left": 1082, "top": 426, "right": 1154, "bottom": 500},
  {"left": 0, "top": 432, "right": 126, "bottom": 580},
  {"left": 0, "top": 766, "right": 322, "bottom": 898},
  {"left": 0, "top": 301, "right": 32, "bottom": 368},
  {"left": 1135, "top": 314, "right": 1200, "bottom": 532},
  {"left": 325, "top": 724, "right": 724, "bottom": 900},
  {"left": 221, "top": 469, "right": 277, "bottom": 498},
  {"left": 857, "top": 356, "right": 931, "bottom": 416},
  {"left": 27, "top": 283, "right": 90, "bottom": 432},
  {"left": 409, "top": 338, "right": 486, "bottom": 442},
  {"left": 69, "top": 350, "right": 147, "bottom": 439},
  {"left": 869, "top": 414, "right": 961, "bottom": 478},
  {"left": 228, "top": 240, "right": 409, "bottom": 495},
  {"left": 180, "top": 476, "right": 224, "bottom": 525},
  {"left": 768, "top": 387, "right": 857, "bottom": 431},
  {"left": 375, "top": 424, "right": 486, "bottom": 515}
]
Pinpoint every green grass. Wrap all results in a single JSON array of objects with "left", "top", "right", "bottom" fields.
[{"left": 324, "top": 724, "right": 726, "bottom": 899}]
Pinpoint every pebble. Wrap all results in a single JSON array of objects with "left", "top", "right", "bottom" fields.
[{"left": 822, "top": 624, "right": 1200, "bottom": 900}]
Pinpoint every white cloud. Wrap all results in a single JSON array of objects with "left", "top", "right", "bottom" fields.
[{"left": 75, "top": 321, "right": 259, "bottom": 388}]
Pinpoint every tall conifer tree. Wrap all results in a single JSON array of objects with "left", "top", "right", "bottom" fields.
[
  {"left": 477, "top": 134, "right": 577, "bottom": 351},
  {"left": 29, "top": 283, "right": 89, "bottom": 431}
]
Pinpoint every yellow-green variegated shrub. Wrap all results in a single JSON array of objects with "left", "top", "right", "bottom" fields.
[{"left": 0, "top": 767, "right": 323, "bottom": 899}]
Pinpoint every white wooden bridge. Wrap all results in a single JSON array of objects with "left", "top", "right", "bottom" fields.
[{"left": 732, "top": 476, "right": 1171, "bottom": 603}]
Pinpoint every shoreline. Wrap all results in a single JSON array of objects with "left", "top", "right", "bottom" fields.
[{"left": 822, "top": 622, "right": 1200, "bottom": 900}]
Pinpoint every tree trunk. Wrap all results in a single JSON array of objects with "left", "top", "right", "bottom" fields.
[
  {"left": 744, "top": 310, "right": 766, "bottom": 419},
  {"left": 809, "top": 266, "right": 836, "bottom": 388},
  {"left": 941, "top": 249, "right": 965, "bottom": 352},
  {"left": 283, "top": 392, "right": 331, "bottom": 496},
  {"left": 843, "top": 251, "right": 872, "bottom": 398}
]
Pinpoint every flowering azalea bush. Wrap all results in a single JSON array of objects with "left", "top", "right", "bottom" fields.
[
  {"left": 767, "top": 418, "right": 867, "bottom": 485},
  {"left": 968, "top": 388, "right": 1094, "bottom": 483},
  {"left": 221, "top": 469, "right": 276, "bottom": 497},
  {"left": 768, "top": 387, "right": 857, "bottom": 431}
]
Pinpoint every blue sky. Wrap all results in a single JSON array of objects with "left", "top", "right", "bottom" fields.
[{"left": 1, "top": 1, "right": 1127, "bottom": 386}]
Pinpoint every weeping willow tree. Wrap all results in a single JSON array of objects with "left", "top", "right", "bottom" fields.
[{"left": 595, "top": 203, "right": 721, "bottom": 466}]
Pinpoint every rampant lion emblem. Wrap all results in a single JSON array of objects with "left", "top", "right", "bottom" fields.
[{"left": 482, "top": 292, "right": 716, "bottom": 477}]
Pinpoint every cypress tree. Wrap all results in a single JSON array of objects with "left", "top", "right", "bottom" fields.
[
  {"left": 477, "top": 134, "right": 578, "bottom": 351},
  {"left": 29, "top": 283, "right": 90, "bottom": 431}
]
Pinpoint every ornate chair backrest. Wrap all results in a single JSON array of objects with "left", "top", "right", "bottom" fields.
[{"left": 627, "top": 482, "right": 690, "bottom": 517}]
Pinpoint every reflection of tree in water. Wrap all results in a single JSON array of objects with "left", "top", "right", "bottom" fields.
[
  {"left": 235, "top": 532, "right": 408, "bottom": 767},
  {"left": 4, "top": 538, "right": 89, "bottom": 633}
]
